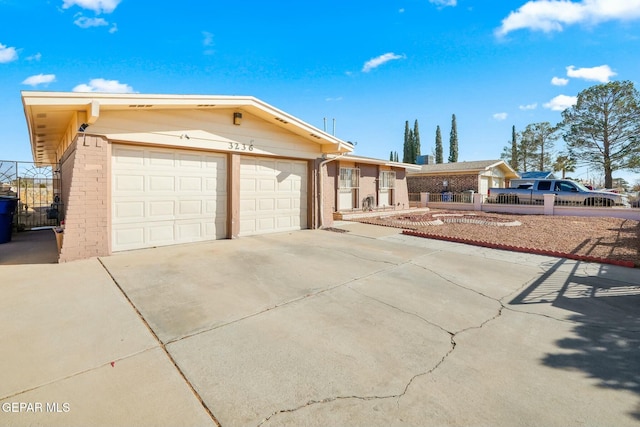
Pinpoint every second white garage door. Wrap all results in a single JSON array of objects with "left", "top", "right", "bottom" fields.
[
  {"left": 240, "top": 157, "right": 307, "bottom": 236},
  {"left": 112, "top": 145, "right": 227, "bottom": 251}
]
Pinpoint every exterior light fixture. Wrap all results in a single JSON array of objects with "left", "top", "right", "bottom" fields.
[
  {"left": 233, "top": 112, "right": 242, "bottom": 125},
  {"left": 78, "top": 123, "right": 89, "bottom": 132}
]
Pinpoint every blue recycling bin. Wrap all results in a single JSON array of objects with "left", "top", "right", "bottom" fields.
[{"left": 0, "top": 196, "right": 19, "bottom": 244}]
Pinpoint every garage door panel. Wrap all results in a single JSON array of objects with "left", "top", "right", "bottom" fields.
[
  {"left": 148, "top": 151, "right": 175, "bottom": 166},
  {"left": 277, "top": 198, "right": 291, "bottom": 210},
  {"left": 114, "top": 201, "right": 145, "bottom": 220},
  {"left": 179, "top": 154, "right": 202, "bottom": 167},
  {"left": 259, "top": 179, "right": 275, "bottom": 191},
  {"left": 112, "top": 145, "right": 227, "bottom": 251},
  {"left": 176, "top": 221, "right": 202, "bottom": 240},
  {"left": 258, "top": 199, "right": 275, "bottom": 211},
  {"left": 149, "top": 175, "right": 175, "bottom": 192},
  {"left": 178, "top": 200, "right": 203, "bottom": 216},
  {"left": 114, "top": 227, "right": 144, "bottom": 247},
  {"left": 115, "top": 174, "right": 145, "bottom": 192},
  {"left": 113, "top": 148, "right": 145, "bottom": 166},
  {"left": 240, "top": 156, "right": 307, "bottom": 237},
  {"left": 148, "top": 223, "right": 175, "bottom": 244}
]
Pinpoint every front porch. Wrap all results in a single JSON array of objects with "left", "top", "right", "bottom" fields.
[{"left": 332, "top": 207, "right": 431, "bottom": 221}]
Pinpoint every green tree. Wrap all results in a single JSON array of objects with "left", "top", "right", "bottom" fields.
[
  {"left": 435, "top": 125, "right": 443, "bottom": 163},
  {"left": 510, "top": 125, "right": 518, "bottom": 170},
  {"left": 561, "top": 80, "right": 640, "bottom": 188},
  {"left": 413, "top": 120, "right": 421, "bottom": 163},
  {"left": 553, "top": 154, "right": 576, "bottom": 179},
  {"left": 403, "top": 121, "right": 412, "bottom": 163},
  {"left": 501, "top": 123, "right": 557, "bottom": 171},
  {"left": 525, "top": 122, "right": 557, "bottom": 170},
  {"left": 394, "top": 151, "right": 399, "bottom": 162},
  {"left": 448, "top": 114, "right": 458, "bottom": 163},
  {"left": 389, "top": 151, "right": 393, "bottom": 161}
]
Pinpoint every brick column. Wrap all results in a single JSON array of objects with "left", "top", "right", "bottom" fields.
[{"left": 59, "top": 134, "right": 109, "bottom": 262}]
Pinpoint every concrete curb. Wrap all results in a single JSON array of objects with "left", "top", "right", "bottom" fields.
[{"left": 401, "top": 230, "right": 637, "bottom": 269}]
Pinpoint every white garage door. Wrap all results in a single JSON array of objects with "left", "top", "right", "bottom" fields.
[
  {"left": 111, "top": 145, "right": 227, "bottom": 251},
  {"left": 240, "top": 157, "right": 307, "bottom": 236}
]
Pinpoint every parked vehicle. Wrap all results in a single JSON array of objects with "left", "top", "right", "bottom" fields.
[{"left": 488, "top": 179, "right": 630, "bottom": 207}]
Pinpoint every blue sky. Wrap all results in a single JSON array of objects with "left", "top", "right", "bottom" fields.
[{"left": 2, "top": 0, "right": 640, "bottom": 185}]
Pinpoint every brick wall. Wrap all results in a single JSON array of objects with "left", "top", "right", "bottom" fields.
[
  {"left": 408, "top": 174, "right": 478, "bottom": 194},
  {"left": 58, "top": 134, "right": 109, "bottom": 262}
]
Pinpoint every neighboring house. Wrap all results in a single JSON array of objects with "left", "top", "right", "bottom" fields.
[
  {"left": 407, "top": 160, "right": 519, "bottom": 195},
  {"left": 510, "top": 171, "right": 557, "bottom": 188},
  {"left": 22, "top": 91, "right": 416, "bottom": 262}
]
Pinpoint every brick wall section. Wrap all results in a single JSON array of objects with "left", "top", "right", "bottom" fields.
[
  {"left": 58, "top": 135, "right": 109, "bottom": 262},
  {"left": 59, "top": 141, "right": 76, "bottom": 223},
  {"left": 408, "top": 174, "right": 478, "bottom": 194}
]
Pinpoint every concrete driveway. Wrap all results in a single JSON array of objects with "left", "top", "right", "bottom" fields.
[{"left": 1, "top": 223, "right": 639, "bottom": 426}]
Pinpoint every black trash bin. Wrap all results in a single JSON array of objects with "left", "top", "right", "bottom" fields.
[{"left": 0, "top": 196, "right": 19, "bottom": 244}]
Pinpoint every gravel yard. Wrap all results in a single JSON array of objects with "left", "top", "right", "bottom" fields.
[{"left": 359, "top": 210, "right": 640, "bottom": 267}]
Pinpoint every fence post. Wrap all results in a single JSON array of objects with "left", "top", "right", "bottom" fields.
[
  {"left": 543, "top": 193, "right": 555, "bottom": 216},
  {"left": 473, "top": 193, "right": 483, "bottom": 212},
  {"left": 420, "top": 192, "right": 429, "bottom": 207}
]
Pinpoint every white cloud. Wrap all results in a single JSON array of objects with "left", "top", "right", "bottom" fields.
[
  {"left": 544, "top": 94, "right": 577, "bottom": 111},
  {"left": 362, "top": 52, "right": 405, "bottom": 73},
  {"left": 22, "top": 74, "right": 56, "bottom": 87},
  {"left": 74, "top": 16, "right": 109, "bottom": 28},
  {"left": 566, "top": 64, "right": 616, "bottom": 82},
  {"left": 429, "top": 0, "right": 457, "bottom": 7},
  {"left": 519, "top": 103, "right": 538, "bottom": 110},
  {"left": 26, "top": 53, "right": 42, "bottom": 61},
  {"left": 0, "top": 43, "right": 18, "bottom": 63},
  {"left": 496, "top": 0, "right": 640, "bottom": 36},
  {"left": 493, "top": 112, "right": 508, "bottom": 121},
  {"left": 203, "top": 31, "right": 214, "bottom": 47},
  {"left": 202, "top": 31, "right": 215, "bottom": 54},
  {"left": 62, "top": 0, "right": 121, "bottom": 14},
  {"left": 325, "top": 97, "right": 343, "bottom": 102},
  {"left": 551, "top": 76, "right": 569, "bottom": 86},
  {"left": 72, "top": 78, "right": 135, "bottom": 93},
  {"left": 109, "top": 23, "right": 118, "bottom": 33},
  {"left": 399, "top": 8, "right": 405, "bottom": 13}
]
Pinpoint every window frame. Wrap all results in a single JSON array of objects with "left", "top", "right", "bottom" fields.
[
  {"left": 339, "top": 167, "right": 360, "bottom": 189},
  {"left": 379, "top": 170, "right": 396, "bottom": 190}
]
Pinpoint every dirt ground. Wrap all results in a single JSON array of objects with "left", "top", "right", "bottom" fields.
[{"left": 359, "top": 210, "right": 640, "bottom": 267}]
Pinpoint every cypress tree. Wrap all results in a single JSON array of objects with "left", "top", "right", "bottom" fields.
[
  {"left": 403, "top": 121, "right": 411, "bottom": 163},
  {"left": 435, "top": 125, "right": 443, "bottom": 163},
  {"left": 510, "top": 125, "right": 518, "bottom": 170},
  {"left": 448, "top": 114, "right": 458, "bottom": 163},
  {"left": 390, "top": 151, "right": 394, "bottom": 161},
  {"left": 413, "top": 119, "right": 421, "bottom": 163}
]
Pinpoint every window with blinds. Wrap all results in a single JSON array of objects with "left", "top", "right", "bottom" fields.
[
  {"left": 339, "top": 168, "right": 359, "bottom": 189},
  {"left": 379, "top": 171, "right": 396, "bottom": 189}
]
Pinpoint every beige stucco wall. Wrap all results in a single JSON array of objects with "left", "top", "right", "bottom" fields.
[
  {"left": 357, "top": 163, "right": 378, "bottom": 205},
  {"left": 393, "top": 167, "right": 409, "bottom": 209},
  {"left": 320, "top": 161, "right": 413, "bottom": 227},
  {"left": 58, "top": 134, "right": 109, "bottom": 262},
  {"left": 88, "top": 109, "right": 323, "bottom": 160}
]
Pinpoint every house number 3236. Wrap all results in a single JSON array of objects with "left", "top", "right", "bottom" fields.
[{"left": 228, "top": 142, "right": 254, "bottom": 151}]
